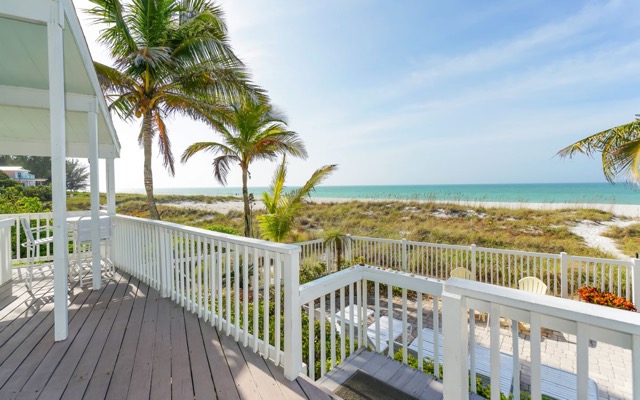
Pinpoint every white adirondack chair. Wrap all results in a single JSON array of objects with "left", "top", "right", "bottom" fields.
[
  {"left": 450, "top": 267, "right": 473, "bottom": 280},
  {"left": 518, "top": 276, "right": 547, "bottom": 294}
]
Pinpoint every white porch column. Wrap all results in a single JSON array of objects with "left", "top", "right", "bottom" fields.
[
  {"left": 106, "top": 157, "right": 116, "bottom": 216},
  {"left": 88, "top": 100, "right": 101, "bottom": 289},
  {"left": 48, "top": 0, "right": 68, "bottom": 342}
]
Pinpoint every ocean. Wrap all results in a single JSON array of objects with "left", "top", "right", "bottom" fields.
[{"left": 132, "top": 183, "right": 640, "bottom": 205}]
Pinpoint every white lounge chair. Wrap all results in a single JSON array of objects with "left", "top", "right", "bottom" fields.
[
  {"left": 473, "top": 344, "right": 514, "bottom": 396},
  {"left": 540, "top": 364, "right": 598, "bottom": 400},
  {"left": 408, "top": 329, "right": 513, "bottom": 396},
  {"left": 367, "top": 315, "right": 409, "bottom": 353},
  {"left": 407, "top": 327, "right": 444, "bottom": 363}
]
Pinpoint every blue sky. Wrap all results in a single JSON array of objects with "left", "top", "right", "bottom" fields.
[{"left": 75, "top": 0, "right": 640, "bottom": 190}]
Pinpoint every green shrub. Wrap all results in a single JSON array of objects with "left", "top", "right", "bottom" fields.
[{"left": 207, "top": 224, "right": 239, "bottom": 235}]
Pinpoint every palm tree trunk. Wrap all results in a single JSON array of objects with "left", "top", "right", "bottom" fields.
[
  {"left": 142, "top": 112, "right": 160, "bottom": 220},
  {"left": 241, "top": 166, "right": 251, "bottom": 237}
]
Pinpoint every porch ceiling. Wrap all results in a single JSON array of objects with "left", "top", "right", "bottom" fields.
[{"left": 0, "top": 0, "right": 120, "bottom": 159}]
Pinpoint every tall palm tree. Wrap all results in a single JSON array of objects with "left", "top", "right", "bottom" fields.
[
  {"left": 260, "top": 156, "right": 337, "bottom": 242},
  {"left": 557, "top": 117, "right": 640, "bottom": 184},
  {"left": 87, "top": 0, "right": 260, "bottom": 219},
  {"left": 181, "top": 101, "right": 307, "bottom": 237}
]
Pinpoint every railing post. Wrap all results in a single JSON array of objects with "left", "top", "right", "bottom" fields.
[
  {"left": 470, "top": 244, "right": 477, "bottom": 280},
  {"left": 159, "top": 227, "right": 169, "bottom": 298},
  {"left": 401, "top": 238, "right": 407, "bottom": 272},
  {"left": 0, "top": 219, "right": 13, "bottom": 286},
  {"left": 442, "top": 288, "right": 469, "bottom": 399},
  {"left": 560, "top": 252, "right": 569, "bottom": 298},
  {"left": 346, "top": 234, "right": 352, "bottom": 262},
  {"left": 633, "top": 258, "right": 640, "bottom": 308},
  {"left": 283, "top": 248, "right": 302, "bottom": 380}
]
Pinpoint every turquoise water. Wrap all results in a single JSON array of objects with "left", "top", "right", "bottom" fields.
[{"left": 132, "top": 183, "right": 640, "bottom": 205}]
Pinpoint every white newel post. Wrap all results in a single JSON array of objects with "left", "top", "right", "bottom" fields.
[
  {"left": 49, "top": 0, "right": 69, "bottom": 341},
  {"left": 0, "top": 219, "right": 13, "bottom": 285},
  {"left": 470, "top": 244, "right": 477, "bottom": 280},
  {"left": 633, "top": 258, "right": 640, "bottom": 308},
  {"left": 283, "top": 248, "right": 302, "bottom": 380},
  {"left": 442, "top": 288, "right": 469, "bottom": 399},
  {"left": 560, "top": 252, "right": 569, "bottom": 298},
  {"left": 401, "top": 238, "right": 407, "bottom": 272},
  {"left": 106, "top": 157, "right": 116, "bottom": 216},
  {"left": 88, "top": 100, "right": 101, "bottom": 289}
]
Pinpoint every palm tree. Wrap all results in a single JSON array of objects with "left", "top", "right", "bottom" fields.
[
  {"left": 557, "top": 117, "right": 640, "bottom": 184},
  {"left": 181, "top": 100, "right": 307, "bottom": 237},
  {"left": 87, "top": 0, "right": 260, "bottom": 219},
  {"left": 259, "top": 157, "right": 337, "bottom": 242},
  {"left": 323, "top": 231, "right": 352, "bottom": 271}
]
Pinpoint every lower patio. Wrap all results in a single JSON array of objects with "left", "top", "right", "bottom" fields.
[{"left": 0, "top": 269, "right": 329, "bottom": 400}]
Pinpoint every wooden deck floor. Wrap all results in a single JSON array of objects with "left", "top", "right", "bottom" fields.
[{"left": 0, "top": 269, "right": 331, "bottom": 400}]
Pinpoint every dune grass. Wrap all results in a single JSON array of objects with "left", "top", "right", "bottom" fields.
[{"left": 67, "top": 193, "right": 636, "bottom": 258}]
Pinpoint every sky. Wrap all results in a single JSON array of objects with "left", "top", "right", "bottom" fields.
[{"left": 73, "top": 0, "right": 640, "bottom": 191}]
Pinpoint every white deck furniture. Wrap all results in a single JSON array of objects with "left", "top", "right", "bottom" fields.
[
  {"left": 20, "top": 217, "right": 54, "bottom": 291},
  {"left": 540, "top": 364, "right": 598, "bottom": 400},
  {"left": 408, "top": 328, "right": 514, "bottom": 396},
  {"left": 70, "top": 215, "right": 113, "bottom": 286},
  {"left": 367, "top": 315, "right": 409, "bottom": 353}
]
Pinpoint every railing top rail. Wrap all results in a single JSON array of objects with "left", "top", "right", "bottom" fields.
[
  {"left": 569, "top": 255, "right": 635, "bottom": 265},
  {"left": 349, "top": 235, "right": 400, "bottom": 244},
  {"left": 114, "top": 214, "right": 300, "bottom": 255},
  {"left": 404, "top": 240, "right": 469, "bottom": 250},
  {"left": 445, "top": 278, "right": 640, "bottom": 335},
  {"left": 0, "top": 218, "right": 15, "bottom": 228},
  {"left": 1, "top": 210, "right": 90, "bottom": 219},
  {"left": 299, "top": 266, "right": 363, "bottom": 304},
  {"left": 474, "top": 246, "right": 562, "bottom": 259},
  {"left": 295, "top": 239, "right": 324, "bottom": 246},
  {"left": 299, "top": 265, "right": 445, "bottom": 305}
]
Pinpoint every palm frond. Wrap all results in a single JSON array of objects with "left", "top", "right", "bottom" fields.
[
  {"left": 155, "top": 111, "right": 175, "bottom": 175},
  {"left": 558, "top": 120, "right": 640, "bottom": 183}
]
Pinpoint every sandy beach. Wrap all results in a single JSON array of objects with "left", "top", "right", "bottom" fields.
[{"left": 167, "top": 197, "right": 640, "bottom": 218}]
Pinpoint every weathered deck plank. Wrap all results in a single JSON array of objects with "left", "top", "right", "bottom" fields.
[
  {"left": 199, "top": 317, "right": 241, "bottom": 400},
  {"left": 149, "top": 294, "right": 172, "bottom": 400},
  {"left": 81, "top": 277, "right": 140, "bottom": 400},
  {"left": 0, "top": 270, "right": 323, "bottom": 399}
]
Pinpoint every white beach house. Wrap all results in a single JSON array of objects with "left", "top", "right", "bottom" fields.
[{"left": 1, "top": 1, "right": 640, "bottom": 399}]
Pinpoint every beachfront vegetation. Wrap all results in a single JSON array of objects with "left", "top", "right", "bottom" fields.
[
  {"left": 182, "top": 102, "right": 308, "bottom": 237},
  {"left": 88, "top": 0, "right": 260, "bottom": 220},
  {"left": 558, "top": 117, "right": 640, "bottom": 184},
  {"left": 259, "top": 157, "right": 336, "bottom": 242},
  {"left": 61, "top": 192, "right": 636, "bottom": 259}
]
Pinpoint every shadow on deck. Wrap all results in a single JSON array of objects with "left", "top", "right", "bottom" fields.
[{"left": 0, "top": 269, "right": 330, "bottom": 400}]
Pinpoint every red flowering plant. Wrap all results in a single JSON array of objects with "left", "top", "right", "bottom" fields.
[{"left": 577, "top": 286, "right": 637, "bottom": 312}]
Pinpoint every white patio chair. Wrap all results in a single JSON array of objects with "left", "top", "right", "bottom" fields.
[
  {"left": 72, "top": 215, "right": 113, "bottom": 286},
  {"left": 517, "top": 277, "right": 547, "bottom": 332},
  {"left": 450, "top": 267, "right": 473, "bottom": 280},
  {"left": 518, "top": 276, "right": 547, "bottom": 295},
  {"left": 20, "top": 218, "right": 54, "bottom": 291},
  {"left": 367, "top": 315, "right": 411, "bottom": 353}
]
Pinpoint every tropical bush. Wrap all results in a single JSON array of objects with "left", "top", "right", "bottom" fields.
[
  {"left": 207, "top": 224, "right": 238, "bottom": 235},
  {"left": 577, "top": 286, "right": 637, "bottom": 311}
]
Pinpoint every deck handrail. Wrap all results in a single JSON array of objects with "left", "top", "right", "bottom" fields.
[
  {"left": 296, "top": 234, "right": 640, "bottom": 302},
  {"left": 110, "top": 214, "right": 302, "bottom": 380},
  {"left": 442, "top": 278, "right": 640, "bottom": 399}
]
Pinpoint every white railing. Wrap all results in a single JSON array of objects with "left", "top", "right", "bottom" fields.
[
  {"left": 443, "top": 278, "right": 640, "bottom": 400},
  {"left": 111, "top": 215, "right": 302, "bottom": 379},
  {"left": 298, "top": 265, "right": 443, "bottom": 381},
  {"left": 297, "top": 235, "right": 640, "bottom": 302},
  {"left": 0, "top": 218, "right": 14, "bottom": 285},
  {"left": 5, "top": 211, "right": 90, "bottom": 265}
]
